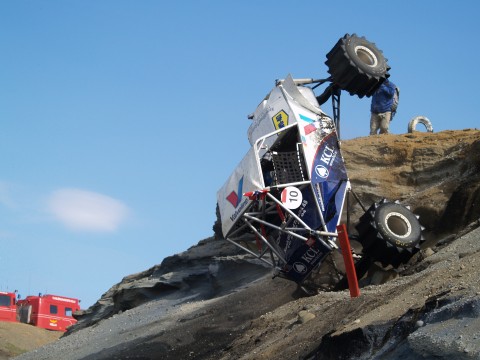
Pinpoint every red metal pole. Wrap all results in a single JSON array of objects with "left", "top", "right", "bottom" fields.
[{"left": 336, "top": 224, "right": 360, "bottom": 298}]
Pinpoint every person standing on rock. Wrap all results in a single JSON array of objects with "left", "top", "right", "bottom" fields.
[{"left": 370, "top": 79, "right": 397, "bottom": 135}]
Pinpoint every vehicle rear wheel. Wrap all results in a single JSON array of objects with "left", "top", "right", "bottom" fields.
[
  {"left": 374, "top": 202, "right": 422, "bottom": 249},
  {"left": 325, "top": 34, "right": 390, "bottom": 98},
  {"left": 355, "top": 199, "right": 424, "bottom": 267}
]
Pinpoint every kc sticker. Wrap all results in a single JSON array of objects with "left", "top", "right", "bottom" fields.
[
  {"left": 315, "top": 165, "right": 329, "bottom": 179},
  {"left": 293, "top": 262, "right": 307, "bottom": 274}
]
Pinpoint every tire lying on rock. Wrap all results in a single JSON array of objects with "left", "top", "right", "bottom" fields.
[
  {"left": 408, "top": 116, "right": 434, "bottom": 133},
  {"left": 355, "top": 199, "right": 425, "bottom": 268},
  {"left": 325, "top": 33, "right": 390, "bottom": 98}
]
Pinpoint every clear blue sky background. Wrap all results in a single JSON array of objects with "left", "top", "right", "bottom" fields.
[{"left": 1, "top": 1, "right": 478, "bottom": 308}]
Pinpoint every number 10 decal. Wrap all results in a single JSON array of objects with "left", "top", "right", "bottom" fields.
[{"left": 281, "top": 186, "right": 303, "bottom": 209}]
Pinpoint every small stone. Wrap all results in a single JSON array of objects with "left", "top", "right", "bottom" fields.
[
  {"left": 423, "top": 248, "right": 435, "bottom": 257},
  {"left": 298, "top": 311, "right": 316, "bottom": 324}
]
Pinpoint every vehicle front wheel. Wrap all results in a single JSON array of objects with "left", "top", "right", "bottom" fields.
[{"left": 325, "top": 34, "right": 390, "bottom": 98}]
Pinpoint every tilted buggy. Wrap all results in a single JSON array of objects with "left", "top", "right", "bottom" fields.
[{"left": 215, "top": 34, "right": 424, "bottom": 290}]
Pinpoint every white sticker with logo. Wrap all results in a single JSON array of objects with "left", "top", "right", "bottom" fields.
[
  {"left": 293, "top": 262, "right": 307, "bottom": 274},
  {"left": 315, "top": 165, "right": 329, "bottom": 178},
  {"left": 281, "top": 186, "right": 303, "bottom": 209}
]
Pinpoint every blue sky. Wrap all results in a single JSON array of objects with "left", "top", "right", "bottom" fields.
[{"left": 0, "top": 1, "right": 478, "bottom": 308}]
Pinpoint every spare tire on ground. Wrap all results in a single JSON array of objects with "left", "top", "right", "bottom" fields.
[
  {"left": 325, "top": 33, "right": 390, "bottom": 98},
  {"left": 408, "top": 116, "right": 434, "bottom": 133}
]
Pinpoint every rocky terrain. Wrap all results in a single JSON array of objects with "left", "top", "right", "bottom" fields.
[{"left": 11, "top": 129, "right": 480, "bottom": 360}]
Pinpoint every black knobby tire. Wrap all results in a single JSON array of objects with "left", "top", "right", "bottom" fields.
[
  {"left": 325, "top": 33, "right": 390, "bottom": 98},
  {"left": 355, "top": 200, "right": 424, "bottom": 268},
  {"left": 408, "top": 116, "right": 434, "bottom": 133},
  {"left": 374, "top": 202, "right": 422, "bottom": 249}
]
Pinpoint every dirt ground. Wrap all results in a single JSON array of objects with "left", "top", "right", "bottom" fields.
[{"left": 0, "top": 322, "right": 61, "bottom": 359}]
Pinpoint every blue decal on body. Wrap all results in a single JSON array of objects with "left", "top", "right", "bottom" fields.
[{"left": 311, "top": 133, "right": 348, "bottom": 232}]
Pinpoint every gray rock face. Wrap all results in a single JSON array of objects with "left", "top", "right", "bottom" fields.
[
  {"left": 409, "top": 310, "right": 480, "bottom": 359},
  {"left": 69, "top": 237, "right": 272, "bottom": 333},
  {"left": 407, "top": 295, "right": 480, "bottom": 358}
]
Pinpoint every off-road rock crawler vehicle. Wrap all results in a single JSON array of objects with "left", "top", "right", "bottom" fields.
[{"left": 215, "top": 34, "right": 424, "bottom": 290}]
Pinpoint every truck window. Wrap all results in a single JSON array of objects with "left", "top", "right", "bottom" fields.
[
  {"left": 0, "top": 295, "right": 11, "bottom": 306},
  {"left": 50, "top": 305, "right": 58, "bottom": 314},
  {"left": 65, "top": 307, "right": 72, "bottom": 317}
]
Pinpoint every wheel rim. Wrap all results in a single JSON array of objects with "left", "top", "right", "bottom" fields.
[
  {"left": 354, "top": 45, "right": 378, "bottom": 67},
  {"left": 385, "top": 212, "right": 411, "bottom": 238}
]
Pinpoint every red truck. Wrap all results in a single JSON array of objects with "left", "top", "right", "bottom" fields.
[
  {"left": 17, "top": 294, "right": 80, "bottom": 332},
  {"left": 0, "top": 291, "right": 80, "bottom": 332},
  {"left": 0, "top": 291, "right": 18, "bottom": 322}
]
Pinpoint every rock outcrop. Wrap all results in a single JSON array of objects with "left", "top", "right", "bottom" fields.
[
  {"left": 342, "top": 129, "right": 480, "bottom": 239},
  {"left": 301, "top": 129, "right": 480, "bottom": 291},
  {"left": 70, "top": 238, "right": 272, "bottom": 333}
]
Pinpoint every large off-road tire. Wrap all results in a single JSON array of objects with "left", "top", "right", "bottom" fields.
[
  {"left": 374, "top": 202, "right": 422, "bottom": 248},
  {"left": 355, "top": 199, "right": 424, "bottom": 268},
  {"left": 408, "top": 116, "right": 434, "bottom": 133},
  {"left": 325, "top": 34, "right": 390, "bottom": 98}
]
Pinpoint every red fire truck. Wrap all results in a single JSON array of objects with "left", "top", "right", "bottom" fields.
[
  {"left": 0, "top": 291, "right": 18, "bottom": 322},
  {"left": 1, "top": 291, "right": 80, "bottom": 332},
  {"left": 17, "top": 294, "right": 80, "bottom": 332}
]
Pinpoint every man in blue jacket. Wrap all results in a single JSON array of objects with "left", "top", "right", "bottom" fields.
[{"left": 370, "top": 79, "right": 396, "bottom": 135}]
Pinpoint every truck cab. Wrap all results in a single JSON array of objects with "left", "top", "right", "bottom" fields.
[
  {"left": 0, "top": 291, "right": 18, "bottom": 322},
  {"left": 17, "top": 294, "right": 80, "bottom": 332}
]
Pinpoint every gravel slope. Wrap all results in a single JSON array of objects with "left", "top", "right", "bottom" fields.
[{"left": 13, "top": 224, "right": 480, "bottom": 360}]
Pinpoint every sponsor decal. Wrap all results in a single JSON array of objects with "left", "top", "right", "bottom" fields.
[
  {"left": 319, "top": 144, "right": 336, "bottom": 167},
  {"left": 272, "top": 110, "right": 288, "bottom": 130},
  {"left": 314, "top": 183, "right": 325, "bottom": 212},
  {"left": 315, "top": 165, "right": 329, "bottom": 178},
  {"left": 310, "top": 132, "right": 349, "bottom": 233},
  {"left": 226, "top": 176, "right": 244, "bottom": 208},
  {"left": 311, "top": 134, "right": 339, "bottom": 183},
  {"left": 304, "top": 124, "right": 317, "bottom": 135},
  {"left": 301, "top": 246, "right": 322, "bottom": 264},
  {"left": 299, "top": 114, "right": 314, "bottom": 123},
  {"left": 291, "top": 246, "right": 328, "bottom": 276},
  {"left": 299, "top": 114, "right": 317, "bottom": 135},
  {"left": 247, "top": 106, "right": 272, "bottom": 139},
  {"left": 229, "top": 198, "right": 249, "bottom": 223},
  {"left": 293, "top": 262, "right": 307, "bottom": 274}
]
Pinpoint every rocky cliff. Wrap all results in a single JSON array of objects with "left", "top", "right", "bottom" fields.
[
  {"left": 15, "top": 129, "right": 480, "bottom": 360},
  {"left": 342, "top": 129, "right": 480, "bottom": 239}
]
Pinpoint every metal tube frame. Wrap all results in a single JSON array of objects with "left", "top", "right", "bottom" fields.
[{"left": 224, "top": 98, "right": 343, "bottom": 271}]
